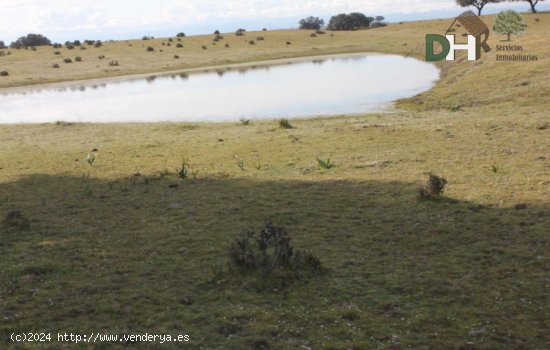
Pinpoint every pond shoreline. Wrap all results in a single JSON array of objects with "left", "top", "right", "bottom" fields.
[{"left": 0, "top": 52, "right": 396, "bottom": 95}]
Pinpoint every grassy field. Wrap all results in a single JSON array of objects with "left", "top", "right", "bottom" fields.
[{"left": 1, "top": 13, "right": 549, "bottom": 350}]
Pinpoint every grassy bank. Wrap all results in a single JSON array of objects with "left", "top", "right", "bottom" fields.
[{"left": 1, "top": 13, "right": 549, "bottom": 350}]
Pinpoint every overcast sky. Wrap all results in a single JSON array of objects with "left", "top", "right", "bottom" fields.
[{"left": 1, "top": 0, "right": 547, "bottom": 43}]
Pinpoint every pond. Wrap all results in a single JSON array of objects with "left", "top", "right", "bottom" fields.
[{"left": 0, "top": 53, "right": 439, "bottom": 124}]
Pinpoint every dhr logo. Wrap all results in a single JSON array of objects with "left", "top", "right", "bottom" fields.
[{"left": 426, "top": 10, "right": 491, "bottom": 61}]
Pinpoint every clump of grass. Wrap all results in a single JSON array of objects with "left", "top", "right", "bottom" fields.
[
  {"left": 109, "top": 60, "right": 119, "bottom": 66},
  {"left": 75, "top": 56, "right": 82, "bottom": 62},
  {"left": 146, "top": 46, "right": 154, "bottom": 52},
  {"left": 63, "top": 58, "right": 72, "bottom": 63},
  {"left": 202, "top": 45, "right": 207, "bottom": 50},
  {"left": 418, "top": 173, "right": 447, "bottom": 199},
  {"left": 174, "top": 55, "right": 180, "bottom": 59},
  {"left": 86, "top": 152, "right": 96, "bottom": 166},
  {"left": 279, "top": 119, "right": 293, "bottom": 129},
  {"left": 227, "top": 222, "right": 323, "bottom": 286},
  {"left": 176, "top": 43, "right": 183, "bottom": 48},
  {"left": 176, "top": 159, "right": 189, "bottom": 179},
  {"left": 310, "top": 33, "right": 317, "bottom": 37},
  {"left": 225, "top": 43, "right": 230, "bottom": 48},
  {"left": 0, "top": 70, "right": 9, "bottom": 76},
  {"left": 248, "top": 40, "right": 256, "bottom": 45},
  {"left": 256, "top": 36, "right": 265, "bottom": 41},
  {"left": 449, "top": 104, "right": 461, "bottom": 112},
  {"left": 54, "top": 51, "right": 61, "bottom": 55},
  {"left": 317, "top": 157, "right": 335, "bottom": 170},
  {"left": 239, "top": 117, "right": 251, "bottom": 125},
  {"left": 52, "top": 63, "right": 60, "bottom": 68},
  {"left": 316, "top": 30, "right": 326, "bottom": 34},
  {"left": 3, "top": 210, "right": 31, "bottom": 230},
  {"left": 98, "top": 55, "right": 105, "bottom": 59},
  {"left": 286, "top": 41, "right": 291, "bottom": 45}
]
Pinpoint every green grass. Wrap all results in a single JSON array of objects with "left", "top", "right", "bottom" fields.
[{"left": 0, "top": 12, "right": 549, "bottom": 350}]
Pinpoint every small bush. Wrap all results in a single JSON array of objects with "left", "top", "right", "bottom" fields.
[
  {"left": 146, "top": 46, "right": 154, "bottom": 52},
  {"left": 66, "top": 44, "right": 75, "bottom": 50},
  {"left": 168, "top": 38, "right": 173, "bottom": 42},
  {"left": 0, "top": 70, "right": 8, "bottom": 76},
  {"left": 176, "top": 43, "right": 183, "bottom": 48},
  {"left": 214, "top": 30, "right": 220, "bottom": 35},
  {"left": 52, "top": 43, "right": 62, "bottom": 48},
  {"left": 317, "top": 158, "right": 335, "bottom": 169},
  {"left": 54, "top": 51, "right": 61, "bottom": 55},
  {"left": 249, "top": 40, "right": 256, "bottom": 45},
  {"left": 286, "top": 41, "right": 291, "bottom": 45},
  {"left": 256, "top": 36, "right": 265, "bottom": 41},
  {"left": 109, "top": 60, "right": 119, "bottom": 66},
  {"left": 98, "top": 55, "right": 105, "bottom": 59},
  {"left": 80, "top": 46, "right": 86, "bottom": 50},
  {"left": 239, "top": 117, "right": 251, "bottom": 125},
  {"left": 63, "top": 58, "right": 72, "bottom": 63},
  {"left": 94, "top": 41, "right": 102, "bottom": 47},
  {"left": 3, "top": 210, "right": 30, "bottom": 230},
  {"left": 202, "top": 45, "right": 207, "bottom": 50},
  {"left": 418, "top": 173, "right": 447, "bottom": 199},
  {"left": 225, "top": 43, "right": 230, "bottom": 48},
  {"left": 310, "top": 33, "right": 317, "bottom": 37},
  {"left": 176, "top": 32, "right": 186, "bottom": 37},
  {"left": 176, "top": 159, "right": 189, "bottom": 179},
  {"left": 278, "top": 119, "right": 293, "bottom": 129},
  {"left": 52, "top": 63, "right": 60, "bottom": 68},
  {"left": 227, "top": 223, "right": 323, "bottom": 284},
  {"left": 174, "top": 55, "right": 180, "bottom": 59},
  {"left": 316, "top": 30, "right": 326, "bottom": 34},
  {"left": 75, "top": 56, "right": 82, "bottom": 62}
]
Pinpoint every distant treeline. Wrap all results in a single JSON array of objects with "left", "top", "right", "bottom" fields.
[{"left": 299, "top": 13, "right": 386, "bottom": 31}]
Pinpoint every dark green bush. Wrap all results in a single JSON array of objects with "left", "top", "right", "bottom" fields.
[
  {"left": 418, "top": 173, "right": 448, "bottom": 199},
  {"left": 0, "top": 70, "right": 8, "bottom": 76}
]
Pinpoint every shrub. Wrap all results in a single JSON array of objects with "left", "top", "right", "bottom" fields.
[
  {"left": 176, "top": 159, "right": 189, "bottom": 179},
  {"left": 286, "top": 41, "right": 291, "bottom": 45},
  {"left": 418, "top": 173, "right": 447, "bottom": 199},
  {"left": 227, "top": 223, "right": 323, "bottom": 284},
  {"left": 66, "top": 44, "right": 75, "bottom": 50},
  {"left": 52, "top": 63, "right": 60, "bottom": 68},
  {"left": 176, "top": 32, "right": 186, "bottom": 37},
  {"left": 202, "top": 45, "right": 207, "bottom": 49},
  {"left": 75, "top": 56, "right": 82, "bottom": 62},
  {"left": 256, "top": 36, "right": 265, "bottom": 41},
  {"left": 94, "top": 41, "right": 102, "bottom": 47},
  {"left": 109, "top": 60, "right": 119, "bottom": 66},
  {"left": 146, "top": 46, "right": 154, "bottom": 52},
  {"left": 174, "top": 55, "right": 180, "bottom": 59},
  {"left": 249, "top": 40, "right": 256, "bottom": 45},
  {"left": 168, "top": 38, "right": 173, "bottom": 42},
  {"left": 214, "top": 30, "right": 220, "bottom": 35},
  {"left": 0, "top": 70, "right": 8, "bottom": 76},
  {"left": 176, "top": 43, "right": 183, "bottom": 48},
  {"left": 98, "top": 55, "right": 105, "bottom": 59},
  {"left": 279, "top": 118, "right": 293, "bottom": 129},
  {"left": 3, "top": 210, "right": 30, "bottom": 230},
  {"left": 54, "top": 51, "right": 61, "bottom": 55},
  {"left": 80, "top": 46, "right": 86, "bottom": 50},
  {"left": 310, "top": 33, "right": 317, "bottom": 37},
  {"left": 239, "top": 117, "right": 251, "bottom": 125},
  {"left": 52, "top": 43, "right": 62, "bottom": 48},
  {"left": 317, "top": 158, "right": 335, "bottom": 169},
  {"left": 225, "top": 43, "right": 230, "bottom": 48},
  {"left": 236, "top": 29, "right": 246, "bottom": 36},
  {"left": 63, "top": 58, "right": 72, "bottom": 63}
]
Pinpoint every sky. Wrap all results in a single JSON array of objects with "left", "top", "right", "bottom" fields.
[{"left": 0, "top": 0, "right": 548, "bottom": 43}]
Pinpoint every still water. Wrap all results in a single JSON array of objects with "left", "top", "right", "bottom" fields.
[{"left": 0, "top": 54, "right": 439, "bottom": 124}]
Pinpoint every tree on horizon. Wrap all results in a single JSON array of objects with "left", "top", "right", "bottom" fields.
[
  {"left": 508, "top": 0, "right": 545, "bottom": 13},
  {"left": 455, "top": 0, "right": 502, "bottom": 16}
]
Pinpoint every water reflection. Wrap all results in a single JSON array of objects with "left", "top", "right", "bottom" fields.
[{"left": 0, "top": 54, "right": 439, "bottom": 124}]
